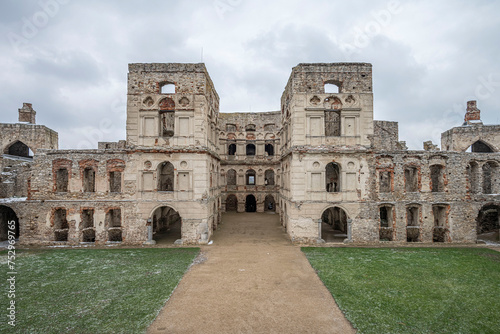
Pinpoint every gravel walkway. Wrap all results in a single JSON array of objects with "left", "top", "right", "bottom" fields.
[{"left": 147, "top": 212, "right": 355, "bottom": 334}]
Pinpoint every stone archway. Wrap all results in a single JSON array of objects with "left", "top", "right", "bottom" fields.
[
  {"left": 151, "top": 206, "right": 182, "bottom": 244},
  {"left": 477, "top": 204, "right": 500, "bottom": 243},
  {"left": 0, "top": 205, "right": 19, "bottom": 241},
  {"left": 320, "top": 206, "right": 348, "bottom": 243},
  {"left": 245, "top": 195, "right": 256, "bottom": 213}
]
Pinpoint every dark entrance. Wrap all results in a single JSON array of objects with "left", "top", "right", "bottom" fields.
[
  {"left": 321, "top": 207, "right": 348, "bottom": 242},
  {"left": 226, "top": 194, "right": 238, "bottom": 212},
  {"left": 245, "top": 195, "right": 256, "bottom": 212},
  {"left": 0, "top": 205, "right": 19, "bottom": 241},
  {"left": 151, "top": 206, "right": 182, "bottom": 244},
  {"left": 477, "top": 204, "right": 499, "bottom": 242}
]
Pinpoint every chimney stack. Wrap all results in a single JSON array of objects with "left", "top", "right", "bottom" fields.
[
  {"left": 18, "top": 103, "right": 36, "bottom": 124},
  {"left": 464, "top": 100, "right": 482, "bottom": 125}
]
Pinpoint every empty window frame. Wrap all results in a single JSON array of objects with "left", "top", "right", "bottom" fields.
[
  {"left": 430, "top": 165, "right": 445, "bottom": 193},
  {"left": 379, "top": 171, "right": 391, "bottom": 193},
  {"left": 324, "top": 111, "right": 341, "bottom": 136},
  {"left": 106, "top": 209, "right": 122, "bottom": 242},
  {"left": 81, "top": 209, "right": 95, "bottom": 242},
  {"left": 325, "top": 162, "right": 340, "bottom": 192},
  {"left": 265, "top": 143, "right": 274, "bottom": 156},
  {"left": 406, "top": 206, "right": 420, "bottom": 242},
  {"left": 265, "top": 169, "right": 275, "bottom": 185},
  {"left": 246, "top": 144, "right": 256, "bottom": 156},
  {"left": 160, "top": 83, "right": 175, "bottom": 94},
  {"left": 109, "top": 171, "right": 122, "bottom": 193},
  {"left": 83, "top": 168, "right": 96, "bottom": 193},
  {"left": 54, "top": 208, "right": 68, "bottom": 241},
  {"left": 158, "top": 162, "right": 175, "bottom": 191},
  {"left": 432, "top": 205, "right": 448, "bottom": 242},
  {"left": 379, "top": 206, "right": 394, "bottom": 241},
  {"left": 404, "top": 166, "right": 419, "bottom": 192},
  {"left": 228, "top": 143, "right": 237, "bottom": 156},
  {"left": 56, "top": 168, "right": 69, "bottom": 192},
  {"left": 246, "top": 169, "right": 256, "bottom": 185}
]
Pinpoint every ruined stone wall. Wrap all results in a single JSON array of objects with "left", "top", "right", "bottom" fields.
[
  {"left": 0, "top": 156, "right": 31, "bottom": 199},
  {"left": 218, "top": 112, "right": 280, "bottom": 213},
  {"left": 23, "top": 146, "right": 220, "bottom": 245},
  {"left": 126, "top": 63, "right": 219, "bottom": 151},
  {"left": 280, "top": 63, "right": 374, "bottom": 151},
  {"left": 0, "top": 123, "right": 58, "bottom": 155},
  {"left": 441, "top": 124, "right": 500, "bottom": 152},
  {"left": 372, "top": 120, "right": 399, "bottom": 150}
]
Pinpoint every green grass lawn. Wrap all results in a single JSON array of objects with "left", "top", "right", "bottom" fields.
[
  {"left": 303, "top": 247, "right": 500, "bottom": 334},
  {"left": 0, "top": 248, "right": 199, "bottom": 333}
]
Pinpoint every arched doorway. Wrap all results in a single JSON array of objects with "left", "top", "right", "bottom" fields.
[
  {"left": 245, "top": 195, "right": 256, "bottom": 212},
  {"left": 151, "top": 206, "right": 181, "bottom": 244},
  {"left": 0, "top": 205, "right": 19, "bottom": 241},
  {"left": 321, "top": 207, "right": 348, "bottom": 242},
  {"left": 477, "top": 204, "right": 499, "bottom": 243},
  {"left": 264, "top": 195, "right": 275, "bottom": 212},
  {"left": 226, "top": 194, "right": 238, "bottom": 212}
]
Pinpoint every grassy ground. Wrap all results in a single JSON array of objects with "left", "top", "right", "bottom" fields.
[
  {"left": 0, "top": 248, "right": 199, "bottom": 333},
  {"left": 303, "top": 247, "right": 500, "bottom": 334}
]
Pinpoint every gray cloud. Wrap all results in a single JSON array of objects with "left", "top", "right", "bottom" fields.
[{"left": 0, "top": 0, "right": 499, "bottom": 149}]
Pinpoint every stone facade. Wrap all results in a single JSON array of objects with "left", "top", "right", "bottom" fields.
[{"left": 1, "top": 62, "right": 499, "bottom": 246}]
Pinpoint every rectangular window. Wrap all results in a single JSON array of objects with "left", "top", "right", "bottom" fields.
[
  {"left": 325, "top": 111, "right": 341, "bottom": 136},
  {"left": 109, "top": 171, "right": 122, "bottom": 193},
  {"left": 56, "top": 168, "right": 69, "bottom": 192},
  {"left": 248, "top": 176, "right": 255, "bottom": 185}
]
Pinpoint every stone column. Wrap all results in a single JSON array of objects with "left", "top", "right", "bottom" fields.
[
  {"left": 143, "top": 218, "right": 156, "bottom": 245},
  {"left": 346, "top": 218, "right": 353, "bottom": 242}
]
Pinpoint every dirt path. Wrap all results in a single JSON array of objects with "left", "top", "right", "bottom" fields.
[{"left": 147, "top": 212, "right": 355, "bottom": 334}]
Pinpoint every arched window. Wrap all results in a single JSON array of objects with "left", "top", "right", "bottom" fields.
[
  {"left": 160, "top": 83, "right": 175, "bottom": 94},
  {"left": 246, "top": 144, "right": 256, "bottom": 156},
  {"left": 246, "top": 169, "right": 256, "bottom": 185},
  {"left": 245, "top": 124, "right": 256, "bottom": 132},
  {"left": 265, "top": 169, "right": 275, "bottom": 185},
  {"left": 324, "top": 83, "right": 340, "bottom": 94},
  {"left": 158, "top": 162, "right": 174, "bottom": 191},
  {"left": 5, "top": 141, "right": 32, "bottom": 158},
  {"left": 470, "top": 140, "right": 494, "bottom": 153},
  {"left": 265, "top": 143, "right": 274, "bottom": 156},
  {"left": 228, "top": 143, "right": 236, "bottom": 156},
  {"left": 227, "top": 169, "right": 237, "bottom": 185},
  {"left": 325, "top": 162, "right": 340, "bottom": 192}
]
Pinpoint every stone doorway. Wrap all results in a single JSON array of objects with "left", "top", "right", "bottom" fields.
[
  {"left": 245, "top": 195, "right": 256, "bottom": 213},
  {"left": 0, "top": 205, "right": 19, "bottom": 241},
  {"left": 477, "top": 204, "right": 500, "bottom": 243},
  {"left": 151, "top": 206, "right": 182, "bottom": 244},
  {"left": 321, "top": 207, "right": 348, "bottom": 242}
]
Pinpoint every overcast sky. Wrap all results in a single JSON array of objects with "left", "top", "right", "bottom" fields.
[{"left": 1, "top": 0, "right": 499, "bottom": 150}]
